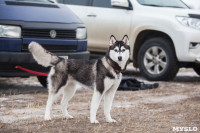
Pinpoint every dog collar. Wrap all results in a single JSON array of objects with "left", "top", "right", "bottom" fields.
[{"left": 114, "top": 69, "right": 120, "bottom": 74}]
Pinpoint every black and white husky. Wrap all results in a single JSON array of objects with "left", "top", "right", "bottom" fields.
[{"left": 29, "top": 35, "right": 130, "bottom": 123}]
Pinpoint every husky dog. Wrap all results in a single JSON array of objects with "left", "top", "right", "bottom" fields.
[{"left": 28, "top": 35, "right": 130, "bottom": 123}]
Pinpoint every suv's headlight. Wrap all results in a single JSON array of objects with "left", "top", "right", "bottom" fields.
[
  {"left": 176, "top": 16, "right": 200, "bottom": 30},
  {"left": 0, "top": 25, "right": 21, "bottom": 38},
  {"left": 76, "top": 28, "right": 86, "bottom": 39}
]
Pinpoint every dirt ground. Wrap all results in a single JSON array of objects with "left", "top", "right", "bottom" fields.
[{"left": 0, "top": 66, "right": 200, "bottom": 133}]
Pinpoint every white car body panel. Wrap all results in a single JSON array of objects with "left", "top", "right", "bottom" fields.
[{"left": 68, "top": 5, "right": 132, "bottom": 52}]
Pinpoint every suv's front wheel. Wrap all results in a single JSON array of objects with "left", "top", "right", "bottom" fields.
[{"left": 137, "top": 38, "right": 179, "bottom": 81}]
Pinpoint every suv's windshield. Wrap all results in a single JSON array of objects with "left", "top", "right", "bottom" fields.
[{"left": 137, "top": 0, "right": 188, "bottom": 8}]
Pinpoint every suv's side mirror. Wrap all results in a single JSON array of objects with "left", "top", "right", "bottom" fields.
[{"left": 111, "top": 0, "right": 129, "bottom": 8}]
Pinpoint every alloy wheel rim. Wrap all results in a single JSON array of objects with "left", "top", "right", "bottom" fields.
[{"left": 143, "top": 46, "right": 168, "bottom": 75}]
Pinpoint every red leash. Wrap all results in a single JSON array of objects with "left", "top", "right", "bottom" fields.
[{"left": 15, "top": 65, "right": 48, "bottom": 76}]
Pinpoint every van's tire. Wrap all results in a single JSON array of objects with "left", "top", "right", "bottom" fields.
[
  {"left": 193, "top": 63, "right": 200, "bottom": 76},
  {"left": 137, "top": 38, "right": 179, "bottom": 81},
  {"left": 37, "top": 76, "right": 47, "bottom": 88}
]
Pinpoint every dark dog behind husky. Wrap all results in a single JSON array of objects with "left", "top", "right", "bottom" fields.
[{"left": 29, "top": 35, "right": 130, "bottom": 123}]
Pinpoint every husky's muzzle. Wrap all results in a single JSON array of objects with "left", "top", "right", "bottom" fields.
[{"left": 118, "top": 56, "right": 122, "bottom": 61}]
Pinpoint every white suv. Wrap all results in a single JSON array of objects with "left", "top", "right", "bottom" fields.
[{"left": 57, "top": 0, "right": 200, "bottom": 81}]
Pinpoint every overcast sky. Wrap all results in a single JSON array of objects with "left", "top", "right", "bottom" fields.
[{"left": 182, "top": 0, "right": 200, "bottom": 9}]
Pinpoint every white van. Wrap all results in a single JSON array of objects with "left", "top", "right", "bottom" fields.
[{"left": 58, "top": 0, "right": 200, "bottom": 81}]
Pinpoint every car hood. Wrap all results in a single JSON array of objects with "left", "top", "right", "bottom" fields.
[
  {"left": 0, "top": 1, "right": 82, "bottom": 24},
  {"left": 138, "top": 6, "right": 200, "bottom": 17},
  {"left": 159, "top": 8, "right": 200, "bottom": 17}
]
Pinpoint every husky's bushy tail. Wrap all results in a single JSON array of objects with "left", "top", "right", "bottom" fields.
[{"left": 28, "top": 42, "right": 60, "bottom": 67}]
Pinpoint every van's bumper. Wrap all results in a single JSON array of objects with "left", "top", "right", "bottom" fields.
[
  {"left": 0, "top": 51, "right": 90, "bottom": 77},
  {"left": 0, "top": 38, "right": 87, "bottom": 52}
]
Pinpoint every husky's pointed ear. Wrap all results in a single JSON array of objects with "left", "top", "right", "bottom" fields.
[
  {"left": 122, "top": 35, "right": 129, "bottom": 46},
  {"left": 110, "top": 35, "right": 116, "bottom": 46}
]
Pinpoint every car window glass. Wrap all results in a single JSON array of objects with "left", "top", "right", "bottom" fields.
[
  {"left": 57, "top": 0, "right": 90, "bottom": 6},
  {"left": 92, "top": 0, "right": 112, "bottom": 8},
  {"left": 137, "top": 0, "right": 188, "bottom": 8}
]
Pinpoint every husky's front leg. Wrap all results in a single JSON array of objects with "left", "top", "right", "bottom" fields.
[
  {"left": 104, "top": 80, "right": 120, "bottom": 123},
  {"left": 45, "top": 91, "right": 58, "bottom": 120},
  {"left": 90, "top": 89, "right": 103, "bottom": 123}
]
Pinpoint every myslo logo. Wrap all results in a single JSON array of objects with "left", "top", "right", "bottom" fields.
[{"left": 172, "top": 127, "right": 198, "bottom": 132}]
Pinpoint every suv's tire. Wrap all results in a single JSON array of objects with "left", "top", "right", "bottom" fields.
[
  {"left": 137, "top": 38, "right": 179, "bottom": 81},
  {"left": 193, "top": 63, "right": 200, "bottom": 76},
  {"left": 37, "top": 76, "right": 47, "bottom": 88}
]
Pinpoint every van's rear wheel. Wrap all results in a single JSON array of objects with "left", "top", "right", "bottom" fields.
[
  {"left": 137, "top": 38, "right": 179, "bottom": 81},
  {"left": 37, "top": 76, "right": 47, "bottom": 88}
]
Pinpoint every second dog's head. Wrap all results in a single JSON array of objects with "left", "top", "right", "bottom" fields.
[{"left": 108, "top": 35, "right": 130, "bottom": 64}]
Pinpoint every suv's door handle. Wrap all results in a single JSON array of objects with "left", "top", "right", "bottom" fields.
[{"left": 87, "top": 13, "right": 97, "bottom": 17}]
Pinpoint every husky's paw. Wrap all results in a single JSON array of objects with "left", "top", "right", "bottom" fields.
[
  {"left": 106, "top": 119, "right": 117, "bottom": 123},
  {"left": 90, "top": 119, "right": 99, "bottom": 124},
  {"left": 44, "top": 116, "right": 52, "bottom": 121},
  {"left": 63, "top": 114, "right": 74, "bottom": 119}
]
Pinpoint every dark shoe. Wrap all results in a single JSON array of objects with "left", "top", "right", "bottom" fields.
[{"left": 153, "top": 83, "right": 159, "bottom": 88}]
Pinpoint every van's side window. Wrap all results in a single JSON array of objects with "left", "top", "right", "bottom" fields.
[
  {"left": 57, "top": 0, "right": 90, "bottom": 6},
  {"left": 92, "top": 0, "right": 111, "bottom": 8}
]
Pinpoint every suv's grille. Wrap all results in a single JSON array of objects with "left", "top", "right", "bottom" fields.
[{"left": 22, "top": 29, "right": 76, "bottom": 39}]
